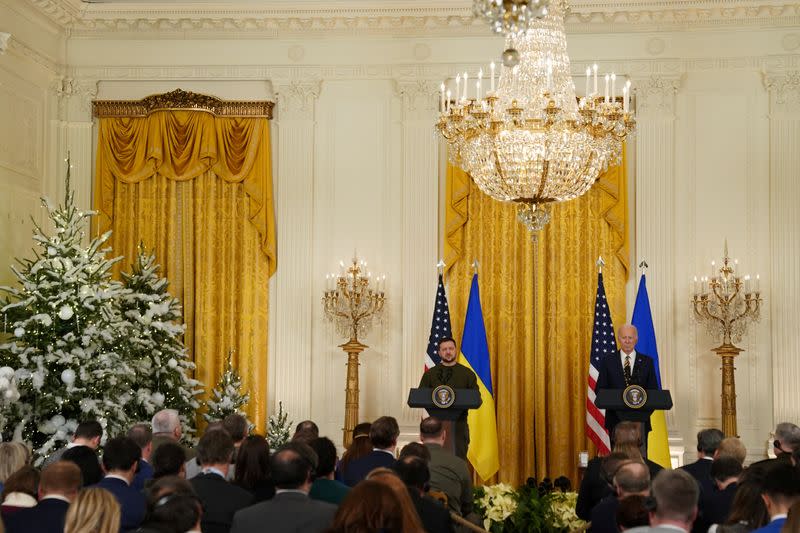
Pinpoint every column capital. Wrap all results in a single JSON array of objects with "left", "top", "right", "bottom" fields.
[
  {"left": 274, "top": 80, "right": 322, "bottom": 120},
  {"left": 50, "top": 77, "right": 98, "bottom": 122},
  {"left": 631, "top": 74, "right": 684, "bottom": 118},
  {"left": 763, "top": 71, "right": 800, "bottom": 114},
  {"left": 392, "top": 79, "right": 440, "bottom": 116}
]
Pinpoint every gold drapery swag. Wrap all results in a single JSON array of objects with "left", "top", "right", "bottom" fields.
[
  {"left": 444, "top": 150, "right": 628, "bottom": 486},
  {"left": 94, "top": 109, "right": 276, "bottom": 431}
]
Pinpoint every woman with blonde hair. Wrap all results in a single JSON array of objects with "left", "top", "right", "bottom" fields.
[
  {"left": 64, "top": 488, "right": 121, "bottom": 533},
  {"left": 365, "top": 467, "right": 424, "bottom": 532},
  {"left": 0, "top": 443, "right": 30, "bottom": 493}
]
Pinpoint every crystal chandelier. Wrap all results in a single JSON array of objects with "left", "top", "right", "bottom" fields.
[{"left": 438, "top": 0, "right": 635, "bottom": 232}]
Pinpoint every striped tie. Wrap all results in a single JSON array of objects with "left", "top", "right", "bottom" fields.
[{"left": 624, "top": 355, "right": 632, "bottom": 383}]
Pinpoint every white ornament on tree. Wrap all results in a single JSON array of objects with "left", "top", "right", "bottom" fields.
[
  {"left": 60, "top": 369, "right": 76, "bottom": 386},
  {"left": 58, "top": 305, "right": 74, "bottom": 320},
  {"left": 13, "top": 327, "right": 24, "bottom": 338}
]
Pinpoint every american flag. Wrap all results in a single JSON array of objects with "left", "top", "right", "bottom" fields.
[
  {"left": 425, "top": 274, "right": 453, "bottom": 370},
  {"left": 586, "top": 272, "right": 613, "bottom": 454}
]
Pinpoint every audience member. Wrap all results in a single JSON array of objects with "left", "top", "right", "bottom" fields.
[
  {"left": 393, "top": 456, "right": 454, "bottom": 533},
  {"left": 308, "top": 437, "right": 349, "bottom": 506},
  {"left": 138, "top": 476, "right": 202, "bottom": 533},
  {"left": 398, "top": 442, "right": 431, "bottom": 463},
  {"left": 697, "top": 456, "right": 742, "bottom": 533},
  {"left": 420, "top": 417, "right": 473, "bottom": 518},
  {"left": 0, "top": 466, "right": 39, "bottom": 517},
  {"left": 230, "top": 442, "right": 336, "bottom": 533},
  {"left": 44, "top": 421, "right": 103, "bottom": 467},
  {"left": 94, "top": 436, "right": 146, "bottom": 531},
  {"left": 62, "top": 445, "right": 103, "bottom": 487},
  {"left": 233, "top": 435, "right": 275, "bottom": 502},
  {"left": 291, "top": 420, "right": 319, "bottom": 445},
  {"left": 365, "top": 468, "right": 425, "bottom": 532},
  {"left": 185, "top": 422, "right": 225, "bottom": 480},
  {"left": 716, "top": 463, "right": 770, "bottom": 533},
  {"left": 336, "top": 422, "right": 371, "bottom": 481},
  {"left": 151, "top": 409, "right": 195, "bottom": 460},
  {"left": 590, "top": 461, "right": 650, "bottom": 533},
  {"left": 127, "top": 423, "right": 154, "bottom": 491},
  {"left": 64, "top": 487, "right": 121, "bottom": 533},
  {"left": 616, "top": 494, "right": 650, "bottom": 531},
  {"left": 341, "top": 416, "right": 399, "bottom": 487},
  {"left": 222, "top": 414, "right": 249, "bottom": 463},
  {"left": 0, "top": 443, "right": 30, "bottom": 493},
  {"left": 577, "top": 422, "right": 662, "bottom": 520},
  {"left": 4, "top": 461, "right": 82, "bottom": 533},
  {"left": 714, "top": 437, "right": 748, "bottom": 465},
  {"left": 751, "top": 460, "right": 800, "bottom": 533},
  {"left": 637, "top": 469, "right": 700, "bottom": 533},
  {"left": 190, "top": 428, "right": 253, "bottom": 533},
  {"left": 150, "top": 441, "right": 187, "bottom": 481},
  {"left": 577, "top": 452, "right": 630, "bottom": 520},
  {"left": 681, "top": 428, "right": 724, "bottom": 496},
  {"left": 325, "top": 480, "right": 408, "bottom": 533}
]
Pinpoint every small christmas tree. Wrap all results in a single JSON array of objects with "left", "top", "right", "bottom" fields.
[
  {"left": 266, "top": 401, "right": 292, "bottom": 450},
  {"left": 204, "top": 351, "right": 250, "bottom": 424},
  {"left": 0, "top": 160, "right": 137, "bottom": 461},
  {"left": 120, "top": 246, "right": 203, "bottom": 438}
]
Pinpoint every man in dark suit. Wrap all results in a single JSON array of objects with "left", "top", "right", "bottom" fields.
[
  {"left": 595, "top": 324, "right": 659, "bottom": 438},
  {"left": 5, "top": 461, "right": 82, "bottom": 533},
  {"left": 681, "top": 428, "right": 723, "bottom": 496},
  {"left": 341, "top": 416, "right": 399, "bottom": 486},
  {"left": 190, "top": 428, "right": 254, "bottom": 533},
  {"left": 230, "top": 442, "right": 337, "bottom": 533},
  {"left": 694, "top": 456, "right": 741, "bottom": 533},
  {"left": 394, "top": 455, "right": 455, "bottom": 533},
  {"left": 94, "top": 436, "right": 146, "bottom": 532},
  {"left": 127, "top": 423, "right": 154, "bottom": 491},
  {"left": 589, "top": 461, "right": 650, "bottom": 533},
  {"left": 43, "top": 420, "right": 103, "bottom": 467}
]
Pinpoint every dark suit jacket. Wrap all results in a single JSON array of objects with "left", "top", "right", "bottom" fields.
[
  {"left": 589, "top": 494, "right": 620, "bottom": 533},
  {"left": 94, "top": 476, "right": 146, "bottom": 532},
  {"left": 694, "top": 481, "right": 737, "bottom": 533},
  {"left": 681, "top": 458, "right": 715, "bottom": 495},
  {"left": 341, "top": 449, "right": 396, "bottom": 487},
  {"left": 230, "top": 491, "right": 337, "bottom": 533},
  {"left": 595, "top": 350, "right": 659, "bottom": 433},
  {"left": 409, "top": 489, "right": 455, "bottom": 533},
  {"left": 132, "top": 459, "right": 154, "bottom": 492},
  {"left": 4, "top": 497, "right": 70, "bottom": 533},
  {"left": 190, "top": 472, "right": 254, "bottom": 533},
  {"left": 576, "top": 456, "right": 663, "bottom": 521}
]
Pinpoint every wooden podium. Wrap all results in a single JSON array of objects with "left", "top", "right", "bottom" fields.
[{"left": 407, "top": 387, "right": 482, "bottom": 455}]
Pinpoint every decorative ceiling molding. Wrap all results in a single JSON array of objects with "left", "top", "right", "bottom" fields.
[{"left": 24, "top": 1, "right": 800, "bottom": 37}]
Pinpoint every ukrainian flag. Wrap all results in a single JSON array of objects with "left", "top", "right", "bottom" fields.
[
  {"left": 458, "top": 274, "right": 500, "bottom": 480},
  {"left": 632, "top": 274, "right": 671, "bottom": 469}
]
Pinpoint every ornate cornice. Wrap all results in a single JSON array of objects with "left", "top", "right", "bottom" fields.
[
  {"left": 23, "top": 1, "right": 800, "bottom": 37},
  {"left": 92, "top": 88, "right": 274, "bottom": 118}
]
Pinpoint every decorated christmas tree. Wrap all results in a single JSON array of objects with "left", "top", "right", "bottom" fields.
[
  {"left": 120, "top": 246, "right": 203, "bottom": 438},
  {"left": 266, "top": 401, "right": 292, "bottom": 450},
  {"left": 0, "top": 162, "right": 137, "bottom": 461},
  {"left": 204, "top": 351, "right": 250, "bottom": 424}
]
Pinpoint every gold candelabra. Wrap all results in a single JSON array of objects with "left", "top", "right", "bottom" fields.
[
  {"left": 322, "top": 256, "right": 386, "bottom": 447},
  {"left": 692, "top": 243, "right": 762, "bottom": 437}
]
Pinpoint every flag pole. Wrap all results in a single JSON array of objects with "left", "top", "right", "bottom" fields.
[
  {"left": 472, "top": 259, "right": 480, "bottom": 274},
  {"left": 597, "top": 256, "right": 605, "bottom": 274}
]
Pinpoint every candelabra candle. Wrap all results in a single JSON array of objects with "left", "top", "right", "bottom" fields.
[{"left": 322, "top": 257, "right": 386, "bottom": 342}]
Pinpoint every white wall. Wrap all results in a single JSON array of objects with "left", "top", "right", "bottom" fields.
[{"left": 3, "top": 1, "right": 799, "bottom": 463}]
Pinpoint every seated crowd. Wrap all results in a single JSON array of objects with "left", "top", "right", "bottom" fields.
[
  {"left": 1, "top": 413, "right": 800, "bottom": 533},
  {"left": 576, "top": 421, "right": 800, "bottom": 533}
]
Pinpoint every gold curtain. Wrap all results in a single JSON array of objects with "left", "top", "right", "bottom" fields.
[
  {"left": 93, "top": 110, "right": 276, "bottom": 431},
  {"left": 445, "top": 151, "right": 628, "bottom": 486}
]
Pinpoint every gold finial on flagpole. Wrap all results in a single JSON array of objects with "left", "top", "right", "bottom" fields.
[
  {"left": 639, "top": 260, "right": 649, "bottom": 270},
  {"left": 596, "top": 256, "right": 605, "bottom": 273},
  {"left": 436, "top": 259, "right": 445, "bottom": 275},
  {"left": 472, "top": 259, "right": 480, "bottom": 274}
]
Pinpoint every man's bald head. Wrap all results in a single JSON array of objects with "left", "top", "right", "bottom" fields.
[{"left": 614, "top": 461, "right": 650, "bottom": 497}]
